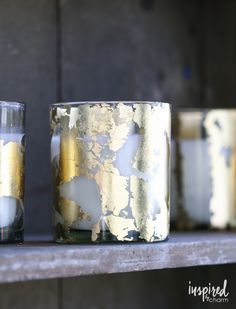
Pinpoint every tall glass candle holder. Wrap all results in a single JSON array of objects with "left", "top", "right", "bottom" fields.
[
  {"left": 0, "top": 101, "right": 25, "bottom": 243},
  {"left": 50, "top": 101, "right": 171, "bottom": 243},
  {"left": 172, "top": 109, "right": 236, "bottom": 229}
]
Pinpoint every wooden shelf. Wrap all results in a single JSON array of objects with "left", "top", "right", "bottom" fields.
[{"left": 0, "top": 232, "right": 236, "bottom": 283}]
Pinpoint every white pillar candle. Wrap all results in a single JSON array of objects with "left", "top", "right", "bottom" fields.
[
  {"left": 0, "top": 133, "right": 24, "bottom": 228},
  {"left": 51, "top": 134, "right": 142, "bottom": 230},
  {"left": 172, "top": 110, "right": 236, "bottom": 229},
  {"left": 177, "top": 139, "right": 211, "bottom": 224},
  {"left": 51, "top": 135, "right": 60, "bottom": 161},
  {"left": 0, "top": 196, "right": 18, "bottom": 228},
  {"left": 171, "top": 111, "right": 212, "bottom": 228},
  {"left": 59, "top": 176, "right": 101, "bottom": 230}
]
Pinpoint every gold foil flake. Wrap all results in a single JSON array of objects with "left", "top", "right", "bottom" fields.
[
  {"left": 50, "top": 107, "right": 68, "bottom": 133},
  {"left": 108, "top": 103, "right": 134, "bottom": 151},
  {"left": 204, "top": 110, "right": 236, "bottom": 228},
  {"left": 95, "top": 168, "right": 129, "bottom": 216},
  {"left": 176, "top": 111, "right": 203, "bottom": 139},
  {"left": 79, "top": 140, "right": 102, "bottom": 176},
  {"left": 50, "top": 110, "right": 57, "bottom": 133},
  {"left": 81, "top": 104, "right": 116, "bottom": 136},
  {"left": 92, "top": 142, "right": 102, "bottom": 156},
  {"left": 130, "top": 176, "right": 149, "bottom": 233},
  {"left": 139, "top": 217, "right": 156, "bottom": 242},
  {"left": 132, "top": 104, "right": 167, "bottom": 174},
  {"left": 68, "top": 107, "right": 80, "bottom": 129},
  {"left": 132, "top": 134, "right": 160, "bottom": 174},
  {"left": 51, "top": 106, "right": 79, "bottom": 134},
  {"left": 56, "top": 107, "right": 67, "bottom": 120},
  {"left": 91, "top": 221, "right": 101, "bottom": 241},
  {"left": 104, "top": 214, "right": 137, "bottom": 241},
  {"left": 139, "top": 216, "right": 167, "bottom": 242},
  {"left": 58, "top": 196, "right": 91, "bottom": 226},
  {"left": 108, "top": 122, "right": 132, "bottom": 152},
  {"left": 59, "top": 128, "right": 82, "bottom": 183},
  {"left": 133, "top": 103, "right": 151, "bottom": 128},
  {"left": 130, "top": 175, "right": 169, "bottom": 241},
  {"left": 112, "top": 103, "right": 133, "bottom": 126},
  {"left": 0, "top": 140, "right": 24, "bottom": 200},
  {"left": 165, "top": 130, "right": 171, "bottom": 210}
]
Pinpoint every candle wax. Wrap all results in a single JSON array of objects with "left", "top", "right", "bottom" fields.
[
  {"left": 52, "top": 134, "right": 143, "bottom": 230},
  {"left": 179, "top": 139, "right": 211, "bottom": 223},
  {"left": 52, "top": 132, "right": 169, "bottom": 235},
  {"left": 0, "top": 133, "right": 24, "bottom": 228}
]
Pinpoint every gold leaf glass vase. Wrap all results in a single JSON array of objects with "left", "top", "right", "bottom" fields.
[
  {"left": 0, "top": 101, "right": 25, "bottom": 243},
  {"left": 172, "top": 109, "right": 236, "bottom": 230},
  {"left": 50, "top": 101, "right": 171, "bottom": 243}
]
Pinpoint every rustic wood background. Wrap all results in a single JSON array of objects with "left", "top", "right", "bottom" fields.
[
  {"left": 0, "top": 0, "right": 235, "bottom": 236},
  {"left": 0, "top": 265, "right": 235, "bottom": 309},
  {"left": 0, "top": 0, "right": 236, "bottom": 308}
]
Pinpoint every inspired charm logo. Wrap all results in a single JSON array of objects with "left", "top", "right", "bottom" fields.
[{"left": 188, "top": 279, "right": 229, "bottom": 303}]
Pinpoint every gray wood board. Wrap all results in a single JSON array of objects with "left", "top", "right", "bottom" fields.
[
  {"left": 61, "top": 265, "right": 236, "bottom": 309},
  {"left": 205, "top": 0, "right": 236, "bottom": 107},
  {"left": 60, "top": 0, "right": 201, "bottom": 107},
  {"left": 0, "top": 232, "right": 235, "bottom": 283},
  {"left": 0, "top": 279, "right": 58, "bottom": 309},
  {"left": 0, "top": 265, "right": 236, "bottom": 309},
  {"left": 0, "top": 0, "right": 58, "bottom": 235}
]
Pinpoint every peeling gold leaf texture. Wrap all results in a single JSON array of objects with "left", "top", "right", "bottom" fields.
[
  {"left": 173, "top": 109, "right": 236, "bottom": 230},
  {"left": 204, "top": 110, "right": 236, "bottom": 229},
  {"left": 173, "top": 111, "right": 203, "bottom": 140},
  {"left": 50, "top": 102, "right": 171, "bottom": 242},
  {"left": 0, "top": 139, "right": 24, "bottom": 200}
]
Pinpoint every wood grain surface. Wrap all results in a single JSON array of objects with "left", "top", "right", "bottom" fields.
[{"left": 0, "top": 232, "right": 235, "bottom": 283}]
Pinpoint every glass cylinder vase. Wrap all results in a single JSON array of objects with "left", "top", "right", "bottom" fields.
[
  {"left": 0, "top": 101, "right": 25, "bottom": 243},
  {"left": 172, "top": 109, "right": 236, "bottom": 229},
  {"left": 50, "top": 101, "right": 171, "bottom": 243}
]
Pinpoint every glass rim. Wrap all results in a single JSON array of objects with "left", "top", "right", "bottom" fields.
[
  {"left": 173, "top": 107, "right": 236, "bottom": 113},
  {"left": 0, "top": 101, "right": 26, "bottom": 108},
  {"left": 50, "top": 101, "right": 171, "bottom": 107}
]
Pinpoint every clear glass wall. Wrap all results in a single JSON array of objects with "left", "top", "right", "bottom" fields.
[{"left": 0, "top": 101, "right": 25, "bottom": 243}]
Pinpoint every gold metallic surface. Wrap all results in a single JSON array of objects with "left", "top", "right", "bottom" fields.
[
  {"left": 204, "top": 110, "right": 236, "bottom": 228},
  {"left": 173, "top": 109, "right": 236, "bottom": 230},
  {"left": 59, "top": 129, "right": 81, "bottom": 183},
  {"left": 58, "top": 196, "right": 91, "bottom": 226},
  {"left": 0, "top": 140, "right": 24, "bottom": 200},
  {"left": 173, "top": 111, "right": 203, "bottom": 140},
  {"left": 133, "top": 104, "right": 160, "bottom": 173},
  {"left": 171, "top": 110, "right": 205, "bottom": 229},
  {"left": 51, "top": 102, "right": 170, "bottom": 242},
  {"left": 91, "top": 221, "right": 101, "bottom": 242}
]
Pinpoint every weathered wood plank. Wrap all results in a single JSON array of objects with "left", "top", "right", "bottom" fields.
[
  {"left": 205, "top": 0, "right": 236, "bottom": 107},
  {"left": 0, "top": 0, "right": 58, "bottom": 235},
  {"left": 62, "top": 264, "right": 236, "bottom": 309},
  {"left": 0, "top": 232, "right": 235, "bottom": 283},
  {"left": 60, "top": 0, "right": 201, "bottom": 107},
  {"left": 0, "top": 279, "right": 58, "bottom": 309}
]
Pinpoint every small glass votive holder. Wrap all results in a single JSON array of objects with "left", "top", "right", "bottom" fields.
[
  {"left": 171, "top": 109, "right": 236, "bottom": 229},
  {"left": 50, "top": 101, "right": 171, "bottom": 243},
  {"left": 0, "top": 101, "right": 25, "bottom": 243}
]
